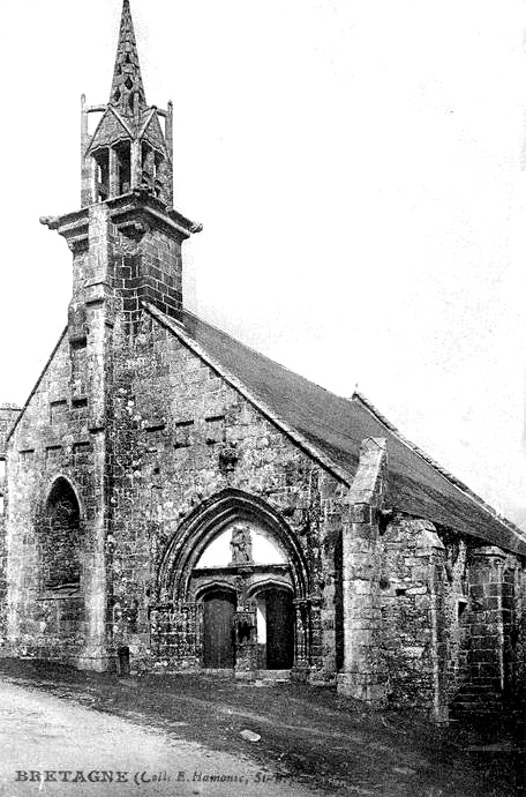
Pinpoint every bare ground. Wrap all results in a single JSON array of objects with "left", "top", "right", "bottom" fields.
[{"left": 0, "top": 658, "right": 523, "bottom": 796}]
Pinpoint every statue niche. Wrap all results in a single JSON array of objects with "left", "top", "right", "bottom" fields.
[{"left": 68, "top": 302, "right": 89, "bottom": 346}]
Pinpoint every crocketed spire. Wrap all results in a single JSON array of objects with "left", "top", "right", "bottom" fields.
[
  {"left": 109, "top": 0, "right": 147, "bottom": 117},
  {"left": 80, "top": 0, "right": 175, "bottom": 208}
]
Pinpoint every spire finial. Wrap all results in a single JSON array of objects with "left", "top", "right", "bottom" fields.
[{"left": 109, "top": 0, "right": 147, "bottom": 117}]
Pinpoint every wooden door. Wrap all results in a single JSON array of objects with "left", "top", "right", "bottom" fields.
[
  {"left": 202, "top": 589, "right": 236, "bottom": 668},
  {"left": 265, "top": 589, "right": 293, "bottom": 669}
]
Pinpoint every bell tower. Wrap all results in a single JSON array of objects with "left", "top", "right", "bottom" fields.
[
  {"left": 41, "top": 0, "right": 201, "bottom": 328},
  {"left": 34, "top": 0, "right": 201, "bottom": 671},
  {"left": 81, "top": 0, "right": 173, "bottom": 208}
]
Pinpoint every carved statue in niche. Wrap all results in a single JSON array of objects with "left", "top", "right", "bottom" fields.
[{"left": 230, "top": 524, "right": 253, "bottom": 565}]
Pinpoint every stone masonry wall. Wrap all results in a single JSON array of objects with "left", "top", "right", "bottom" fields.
[
  {"left": 377, "top": 519, "right": 526, "bottom": 717},
  {"left": 377, "top": 518, "right": 447, "bottom": 715},
  {"left": 114, "top": 221, "right": 183, "bottom": 333},
  {"left": 108, "top": 310, "right": 346, "bottom": 677},
  {"left": 451, "top": 545, "right": 526, "bottom": 715},
  {"left": 0, "top": 405, "right": 21, "bottom": 649},
  {"left": 6, "top": 336, "right": 104, "bottom": 663},
  {"left": 511, "top": 562, "right": 526, "bottom": 711},
  {"left": 337, "top": 438, "right": 387, "bottom": 704},
  {"left": 6, "top": 216, "right": 526, "bottom": 708}
]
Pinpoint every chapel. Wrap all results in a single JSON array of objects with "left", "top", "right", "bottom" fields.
[{"left": 1, "top": 0, "right": 525, "bottom": 722}]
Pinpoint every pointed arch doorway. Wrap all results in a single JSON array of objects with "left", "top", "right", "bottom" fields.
[
  {"left": 156, "top": 489, "right": 311, "bottom": 677},
  {"left": 202, "top": 587, "right": 236, "bottom": 669},
  {"left": 193, "top": 524, "right": 295, "bottom": 674},
  {"left": 254, "top": 586, "right": 294, "bottom": 670}
]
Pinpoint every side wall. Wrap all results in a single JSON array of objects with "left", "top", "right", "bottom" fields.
[
  {"left": 6, "top": 337, "right": 107, "bottom": 664},
  {"left": 376, "top": 518, "right": 526, "bottom": 717},
  {"left": 0, "top": 405, "right": 21, "bottom": 649}
]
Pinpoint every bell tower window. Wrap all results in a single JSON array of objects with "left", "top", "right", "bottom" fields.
[
  {"left": 115, "top": 140, "right": 131, "bottom": 195},
  {"left": 93, "top": 148, "right": 110, "bottom": 202},
  {"left": 154, "top": 152, "right": 165, "bottom": 198},
  {"left": 79, "top": 0, "right": 175, "bottom": 208},
  {"left": 141, "top": 142, "right": 154, "bottom": 191}
]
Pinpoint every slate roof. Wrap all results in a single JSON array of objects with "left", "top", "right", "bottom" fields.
[{"left": 147, "top": 304, "right": 526, "bottom": 557}]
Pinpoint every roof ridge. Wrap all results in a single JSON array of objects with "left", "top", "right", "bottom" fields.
[{"left": 352, "top": 390, "right": 526, "bottom": 541}]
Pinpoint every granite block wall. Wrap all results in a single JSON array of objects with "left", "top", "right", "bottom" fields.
[
  {"left": 375, "top": 519, "right": 526, "bottom": 717},
  {"left": 0, "top": 405, "right": 20, "bottom": 648},
  {"left": 6, "top": 313, "right": 112, "bottom": 668},
  {"left": 108, "top": 311, "right": 346, "bottom": 677}
]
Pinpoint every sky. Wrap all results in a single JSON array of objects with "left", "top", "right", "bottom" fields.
[{"left": 1, "top": 1, "right": 526, "bottom": 526}]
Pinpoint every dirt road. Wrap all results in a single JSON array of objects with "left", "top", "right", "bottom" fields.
[{"left": 0, "top": 679, "right": 315, "bottom": 797}]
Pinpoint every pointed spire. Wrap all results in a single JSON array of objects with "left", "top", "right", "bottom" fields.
[{"left": 109, "top": 0, "right": 147, "bottom": 118}]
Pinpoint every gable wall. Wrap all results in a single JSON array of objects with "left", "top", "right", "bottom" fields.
[
  {"left": 89, "top": 110, "right": 130, "bottom": 152},
  {"left": 142, "top": 113, "right": 167, "bottom": 154},
  {"left": 109, "top": 313, "right": 347, "bottom": 676}
]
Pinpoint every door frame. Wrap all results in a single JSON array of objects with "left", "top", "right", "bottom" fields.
[
  {"left": 200, "top": 585, "right": 237, "bottom": 669},
  {"left": 251, "top": 583, "right": 294, "bottom": 670}
]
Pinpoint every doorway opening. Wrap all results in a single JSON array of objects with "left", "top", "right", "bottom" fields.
[
  {"left": 202, "top": 587, "right": 236, "bottom": 669},
  {"left": 255, "top": 587, "right": 294, "bottom": 669}
]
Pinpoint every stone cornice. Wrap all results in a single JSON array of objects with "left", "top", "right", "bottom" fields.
[{"left": 40, "top": 190, "right": 202, "bottom": 247}]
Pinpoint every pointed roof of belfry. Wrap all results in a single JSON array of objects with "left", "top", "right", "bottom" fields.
[{"left": 109, "top": 0, "right": 147, "bottom": 118}]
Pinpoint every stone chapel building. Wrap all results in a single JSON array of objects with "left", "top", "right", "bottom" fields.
[{"left": 1, "top": 1, "right": 526, "bottom": 722}]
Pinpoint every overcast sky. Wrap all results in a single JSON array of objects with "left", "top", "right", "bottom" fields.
[{"left": 1, "top": 0, "right": 526, "bottom": 526}]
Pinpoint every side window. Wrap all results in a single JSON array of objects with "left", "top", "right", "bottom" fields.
[{"left": 42, "top": 479, "right": 82, "bottom": 590}]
